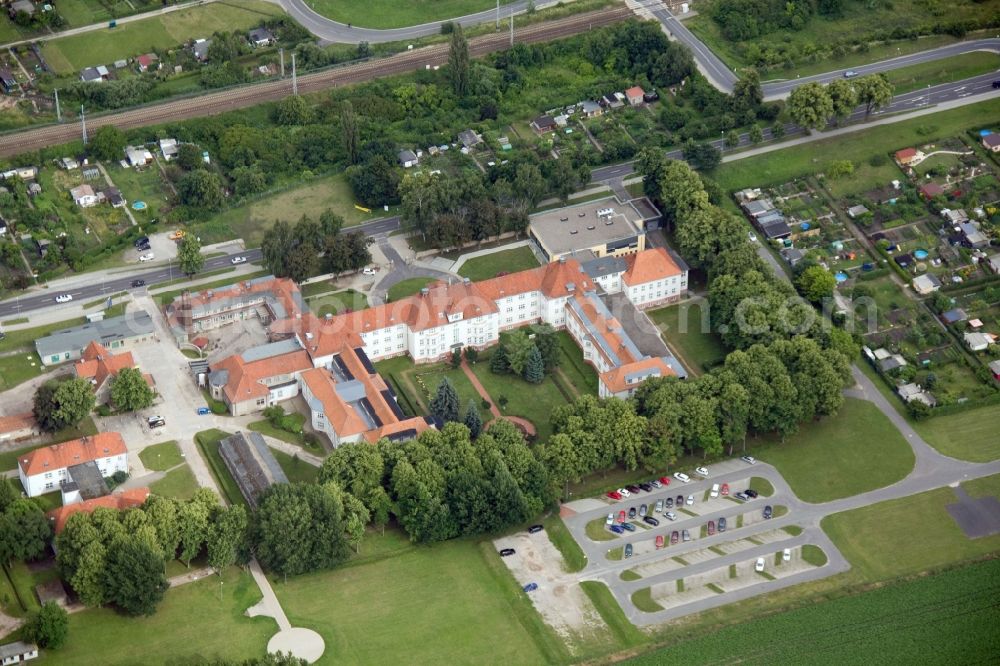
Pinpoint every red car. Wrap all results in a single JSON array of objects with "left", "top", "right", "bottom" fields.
[
  {"left": 658, "top": 476, "right": 672, "bottom": 486},
  {"left": 707, "top": 520, "right": 716, "bottom": 536},
  {"left": 607, "top": 491, "right": 622, "bottom": 500},
  {"left": 655, "top": 535, "right": 665, "bottom": 549},
  {"left": 618, "top": 510, "right": 626, "bottom": 524},
  {"left": 721, "top": 483, "right": 729, "bottom": 496},
  {"left": 670, "top": 530, "right": 679, "bottom": 545}
]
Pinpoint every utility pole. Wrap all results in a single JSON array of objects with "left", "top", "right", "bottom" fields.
[
  {"left": 54, "top": 88, "right": 61, "bottom": 122},
  {"left": 279, "top": 48, "right": 285, "bottom": 78},
  {"left": 80, "top": 105, "right": 87, "bottom": 145},
  {"left": 496, "top": 0, "right": 499, "bottom": 29},
  {"left": 291, "top": 52, "right": 297, "bottom": 95},
  {"left": 510, "top": 13, "right": 514, "bottom": 46}
]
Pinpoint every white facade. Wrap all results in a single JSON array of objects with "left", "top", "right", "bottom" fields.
[
  {"left": 625, "top": 272, "right": 687, "bottom": 309},
  {"left": 18, "top": 452, "right": 127, "bottom": 498}
]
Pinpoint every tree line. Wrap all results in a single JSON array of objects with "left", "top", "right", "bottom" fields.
[
  {"left": 787, "top": 74, "right": 894, "bottom": 132},
  {"left": 260, "top": 208, "right": 373, "bottom": 283}
]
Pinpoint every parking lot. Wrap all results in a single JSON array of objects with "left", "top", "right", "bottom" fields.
[{"left": 559, "top": 459, "right": 849, "bottom": 626}]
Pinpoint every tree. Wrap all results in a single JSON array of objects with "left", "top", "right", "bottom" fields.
[
  {"left": 176, "top": 143, "right": 203, "bottom": 170},
  {"left": 253, "top": 483, "right": 351, "bottom": 577},
  {"left": 463, "top": 400, "right": 483, "bottom": 439},
  {"left": 787, "top": 82, "right": 833, "bottom": 132},
  {"left": 749, "top": 124, "right": 764, "bottom": 144},
  {"left": 34, "top": 378, "right": 95, "bottom": 432},
  {"left": 501, "top": 330, "right": 535, "bottom": 375},
  {"left": 206, "top": 505, "right": 248, "bottom": 574},
  {"left": 490, "top": 345, "right": 510, "bottom": 374},
  {"left": 731, "top": 68, "right": 762, "bottom": 115},
  {"left": 771, "top": 122, "right": 785, "bottom": 138},
  {"left": 550, "top": 157, "right": 580, "bottom": 204},
  {"left": 340, "top": 100, "right": 360, "bottom": 165},
  {"left": 796, "top": 265, "right": 837, "bottom": 303},
  {"left": 232, "top": 166, "right": 267, "bottom": 197},
  {"left": 855, "top": 73, "right": 893, "bottom": 117},
  {"left": 103, "top": 537, "right": 169, "bottom": 616},
  {"left": 523, "top": 345, "right": 544, "bottom": 384},
  {"left": 725, "top": 130, "right": 740, "bottom": 148},
  {"left": 261, "top": 219, "right": 292, "bottom": 277},
  {"left": 176, "top": 233, "right": 204, "bottom": 276},
  {"left": 24, "top": 601, "right": 68, "bottom": 649},
  {"left": 177, "top": 495, "right": 211, "bottom": 567},
  {"left": 541, "top": 433, "right": 579, "bottom": 500},
  {"left": 178, "top": 169, "right": 223, "bottom": 211},
  {"left": 682, "top": 141, "right": 722, "bottom": 171},
  {"left": 110, "top": 367, "right": 154, "bottom": 412},
  {"left": 274, "top": 94, "right": 312, "bottom": 125},
  {"left": 447, "top": 24, "right": 471, "bottom": 97},
  {"left": 430, "top": 378, "right": 460, "bottom": 424},
  {"left": 89, "top": 125, "right": 126, "bottom": 162},
  {"left": 0, "top": 500, "right": 50, "bottom": 563},
  {"left": 826, "top": 78, "right": 859, "bottom": 125}
]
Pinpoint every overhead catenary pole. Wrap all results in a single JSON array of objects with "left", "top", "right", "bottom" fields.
[
  {"left": 510, "top": 13, "right": 514, "bottom": 46},
  {"left": 80, "top": 105, "right": 87, "bottom": 145},
  {"left": 54, "top": 88, "right": 61, "bottom": 122},
  {"left": 279, "top": 48, "right": 285, "bottom": 78},
  {"left": 496, "top": 0, "right": 499, "bottom": 29},
  {"left": 291, "top": 52, "right": 297, "bottom": 95}
]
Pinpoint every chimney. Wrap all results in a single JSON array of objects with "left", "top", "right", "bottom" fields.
[{"left": 559, "top": 256, "right": 566, "bottom": 263}]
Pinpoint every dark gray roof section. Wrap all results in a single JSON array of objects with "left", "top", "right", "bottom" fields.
[
  {"left": 65, "top": 461, "right": 110, "bottom": 500},
  {"left": 35, "top": 311, "right": 154, "bottom": 359},
  {"left": 581, "top": 255, "right": 627, "bottom": 279},
  {"left": 208, "top": 369, "right": 229, "bottom": 388},
  {"left": 218, "top": 431, "right": 288, "bottom": 509},
  {"left": 241, "top": 337, "right": 302, "bottom": 363}
]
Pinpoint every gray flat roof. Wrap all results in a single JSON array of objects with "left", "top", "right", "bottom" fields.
[
  {"left": 530, "top": 196, "right": 647, "bottom": 256},
  {"left": 36, "top": 311, "right": 154, "bottom": 359},
  {"left": 241, "top": 338, "right": 302, "bottom": 363},
  {"left": 66, "top": 461, "right": 109, "bottom": 500},
  {"left": 218, "top": 431, "right": 288, "bottom": 509},
  {"left": 581, "top": 255, "right": 627, "bottom": 279}
]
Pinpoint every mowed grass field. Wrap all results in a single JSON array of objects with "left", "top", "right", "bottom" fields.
[
  {"left": 884, "top": 53, "right": 1000, "bottom": 95},
  {"left": 41, "top": 0, "right": 284, "bottom": 73},
  {"left": 137, "top": 440, "right": 183, "bottom": 472},
  {"left": 913, "top": 403, "right": 1000, "bottom": 462},
  {"left": 272, "top": 536, "right": 561, "bottom": 665},
  {"left": 646, "top": 300, "right": 727, "bottom": 374},
  {"left": 456, "top": 246, "right": 540, "bottom": 281},
  {"left": 751, "top": 398, "right": 914, "bottom": 503},
  {"left": 309, "top": 0, "right": 513, "bottom": 29},
  {"left": 43, "top": 567, "right": 275, "bottom": 665}
]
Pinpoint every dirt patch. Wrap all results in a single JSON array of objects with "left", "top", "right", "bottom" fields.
[{"left": 494, "top": 531, "right": 606, "bottom": 654}]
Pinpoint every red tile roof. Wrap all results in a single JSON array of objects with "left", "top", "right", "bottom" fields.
[
  {"left": 623, "top": 247, "right": 682, "bottom": 286},
  {"left": 74, "top": 341, "right": 137, "bottom": 389},
  {"left": 625, "top": 86, "right": 645, "bottom": 99},
  {"left": 0, "top": 412, "right": 35, "bottom": 435},
  {"left": 214, "top": 350, "right": 313, "bottom": 403},
  {"left": 894, "top": 148, "right": 918, "bottom": 161},
  {"left": 601, "top": 357, "right": 676, "bottom": 394},
  {"left": 364, "top": 417, "right": 430, "bottom": 443},
  {"left": 300, "top": 367, "right": 367, "bottom": 436},
  {"left": 19, "top": 432, "right": 127, "bottom": 477},
  {"left": 46, "top": 488, "right": 149, "bottom": 534}
]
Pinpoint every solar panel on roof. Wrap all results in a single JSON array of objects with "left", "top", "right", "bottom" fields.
[{"left": 381, "top": 389, "right": 405, "bottom": 419}]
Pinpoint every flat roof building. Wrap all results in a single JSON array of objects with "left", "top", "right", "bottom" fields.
[
  {"left": 36, "top": 311, "right": 155, "bottom": 366},
  {"left": 529, "top": 196, "right": 659, "bottom": 262}
]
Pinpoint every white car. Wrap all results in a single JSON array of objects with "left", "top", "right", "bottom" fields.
[
  {"left": 695, "top": 466, "right": 709, "bottom": 477},
  {"left": 673, "top": 472, "right": 690, "bottom": 483},
  {"left": 54, "top": 293, "right": 74, "bottom": 303},
  {"left": 710, "top": 483, "right": 720, "bottom": 499},
  {"left": 748, "top": 232, "right": 758, "bottom": 243},
  {"left": 139, "top": 252, "right": 155, "bottom": 262},
  {"left": 362, "top": 267, "right": 377, "bottom": 276},
  {"left": 686, "top": 495, "right": 694, "bottom": 506},
  {"left": 665, "top": 511, "right": 676, "bottom": 521},
  {"left": 650, "top": 479, "right": 662, "bottom": 489},
  {"left": 606, "top": 512, "right": 614, "bottom": 525},
  {"left": 618, "top": 487, "right": 631, "bottom": 497},
  {"left": 231, "top": 256, "right": 247, "bottom": 265},
  {"left": 741, "top": 455, "right": 757, "bottom": 465},
  {"left": 755, "top": 557, "right": 766, "bottom": 572},
  {"left": 783, "top": 548, "right": 791, "bottom": 562}
]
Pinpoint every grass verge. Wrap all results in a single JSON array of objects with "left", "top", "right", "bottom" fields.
[
  {"left": 193, "top": 429, "right": 246, "bottom": 509},
  {"left": 631, "top": 588, "right": 664, "bottom": 613},
  {"left": 580, "top": 581, "right": 646, "bottom": 648},
  {"left": 543, "top": 514, "right": 587, "bottom": 572},
  {"left": 137, "top": 440, "right": 182, "bottom": 472}
]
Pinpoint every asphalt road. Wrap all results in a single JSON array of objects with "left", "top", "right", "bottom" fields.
[{"left": 0, "top": 249, "right": 261, "bottom": 319}]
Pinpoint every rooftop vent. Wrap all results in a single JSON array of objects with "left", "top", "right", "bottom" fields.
[
  {"left": 570, "top": 230, "right": 579, "bottom": 235},
  {"left": 324, "top": 313, "right": 332, "bottom": 320},
  {"left": 559, "top": 216, "right": 568, "bottom": 221},
  {"left": 605, "top": 219, "right": 614, "bottom": 225},
  {"left": 420, "top": 288, "right": 430, "bottom": 296},
  {"left": 597, "top": 207, "right": 614, "bottom": 217},
  {"left": 559, "top": 257, "right": 566, "bottom": 264},
  {"left": 587, "top": 225, "right": 595, "bottom": 231},
  {"left": 578, "top": 212, "right": 586, "bottom": 218}
]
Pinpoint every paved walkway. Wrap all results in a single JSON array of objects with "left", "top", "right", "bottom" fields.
[
  {"left": 458, "top": 359, "right": 537, "bottom": 437},
  {"left": 246, "top": 559, "right": 291, "bottom": 631}
]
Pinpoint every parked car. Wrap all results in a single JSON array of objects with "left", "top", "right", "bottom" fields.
[
  {"left": 54, "top": 293, "right": 73, "bottom": 303},
  {"left": 624, "top": 543, "right": 633, "bottom": 558},
  {"left": 131, "top": 279, "right": 145, "bottom": 288},
  {"left": 656, "top": 535, "right": 664, "bottom": 549},
  {"left": 658, "top": 476, "right": 672, "bottom": 486},
  {"left": 610, "top": 524, "right": 624, "bottom": 534},
  {"left": 718, "top": 517, "right": 727, "bottom": 532},
  {"left": 676, "top": 494, "right": 684, "bottom": 506},
  {"left": 650, "top": 479, "right": 663, "bottom": 489},
  {"left": 783, "top": 548, "right": 792, "bottom": 562},
  {"left": 362, "top": 267, "right": 377, "bottom": 276},
  {"left": 755, "top": 557, "right": 766, "bottom": 572},
  {"left": 139, "top": 252, "right": 155, "bottom": 262},
  {"left": 621, "top": 522, "right": 636, "bottom": 532},
  {"left": 643, "top": 516, "right": 659, "bottom": 527},
  {"left": 499, "top": 548, "right": 515, "bottom": 557},
  {"left": 741, "top": 455, "right": 757, "bottom": 464},
  {"left": 607, "top": 491, "right": 622, "bottom": 500},
  {"left": 197, "top": 407, "right": 211, "bottom": 415},
  {"left": 231, "top": 255, "right": 247, "bottom": 265},
  {"left": 734, "top": 492, "right": 748, "bottom": 502},
  {"left": 628, "top": 507, "right": 637, "bottom": 519},
  {"left": 710, "top": 483, "right": 720, "bottom": 498},
  {"left": 134, "top": 236, "right": 149, "bottom": 248},
  {"left": 721, "top": 483, "right": 729, "bottom": 496},
  {"left": 665, "top": 497, "right": 673, "bottom": 509},
  {"left": 606, "top": 513, "right": 614, "bottom": 525},
  {"left": 695, "top": 466, "right": 709, "bottom": 477},
  {"left": 665, "top": 511, "right": 677, "bottom": 521},
  {"left": 655, "top": 499, "right": 663, "bottom": 513},
  {"left": 682, "top": 529, "right": 691, "bottom": 542},
  {"left": 748, "top": 231, "right": 758, "bottom": 243},
  {"left": 523, "top": 582, "right": 538, "bottom": 592},
  {"left": 745, "top": 489, "right": 759, "bottom": 499},
  {"left": 147, "top": 416, "right": 165, "bottom": 428},
  {"left": 618, "top": 488, "right": 631, "bottom": 497},
  {"left": 686, "top": 495, "right": 694, "bottom": 506},
  {"left": 626, "top": 484, "right": 642, "bottom": 494},
  {"left": 618, "top": 510, "right": 626, "bottom": 524},
  {"left": 707, "top": 520, "right": 715, "bottom": 536},
  {"left": 670, "top": 531, "right": 679, "bottom": 545},
  {"left": 764, "top": 505, "right": 773, "bottom": 519},
  {"left": 638, "top": 482, "right": 653, "bottom": 492},
  {"left": 639, "top": 504, "right": 647, "bottom": 517},
  {"left": 673, "top": 472, "right": 690, "bottom": 483},
  {"left": 528, "top": 524, "right": 544, "bottom": 534}
]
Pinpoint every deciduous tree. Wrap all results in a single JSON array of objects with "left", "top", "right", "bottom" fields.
[
  {"left": 110, "top": 367, "right": 154, "bottom": 412},
  {"left": 103, "top": 537, "right": 169, "bottom": 616},
  {"left": 24, "top": 601, "right": 68, "bottom": 649},
  {"left": 177, "top": 233, "right": 204, "bottom": 276},
  {"left": 787, "top": 82, "right": 833, "bottom": 132}
]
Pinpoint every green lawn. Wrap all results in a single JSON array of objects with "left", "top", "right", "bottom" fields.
[
  {"left": 555, "top": 330, "right": 599, "bottom": 396},
  {"left": 752, "top": 398, "right": 914, "bottom": 503},
  {"left": 543, "top": 514, "right": 587, "bottom": 573},
  {"left": 41, "top": 0, "right": 284, "bottom": 74},
  {"left": 469, "top": 356, "right": 572, "bottom": 441},
  {"left": 307, "top": 289, "right": 370, "bottom": 317},
  {"left": 308, "top": 0, "right": 513, "bottom": 29},
  {"left": 386, "top": 277, "right": 436, "bottom": 302},
  {"left": 43, "top": 567, "right": 275, "bottom": 665},
  {"left": 580, "top": 581, "right": 646, "bottom": 650},
  {"left": 270, "top": 537, "right": 562, "bottom": 665},
  {"left": 821, "top": 473, "right": 1000, "bottom": 580},
  {"left": 193, "top": 429, "right": 246, "bottom": 509},
  {"left": 913, "top": 403, "right": 1000, "bottom": 462},
  {"left": 108, "top": 163, "right": 171, "bottom": 224},
  {"left": 138, "top": 440, "right": 183, "bottom": 472},
  {"left": 269, "top": 447, "right": 320, "bottom": 484},
  {"left": 195, "top": 173, "right": 396, "bottom": 246},
  {"left": 647, "top": 301, "right": 727, "bottom": 374},
  {"left": 884, "top": 53, "right": 1000, "bottom": 94},
  {"left": 247, "top": 415, "right": 325, "bottom": 456},
  {"left": 456, "top": 246, "right": 540, "bottom": 282},
  {"left": 149, "top": 464, "right": 200, "bottom": 500},
  {"left": 0, "top": 315, "right": 87, "bottom": 391}
]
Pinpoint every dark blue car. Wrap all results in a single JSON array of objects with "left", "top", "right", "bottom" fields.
[
  {"left": 197, "top": 407, "right": 211, "bottom": 415},
  {"left": 610, "top": 524, "right": 624, "bottom": 534},
  {"left": 523, "top": 582, "right": 538, "bottom": 592}
]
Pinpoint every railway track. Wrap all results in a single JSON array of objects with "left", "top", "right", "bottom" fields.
[{"left": 0, "top": 6, "right": 632, "bottom": 158}]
